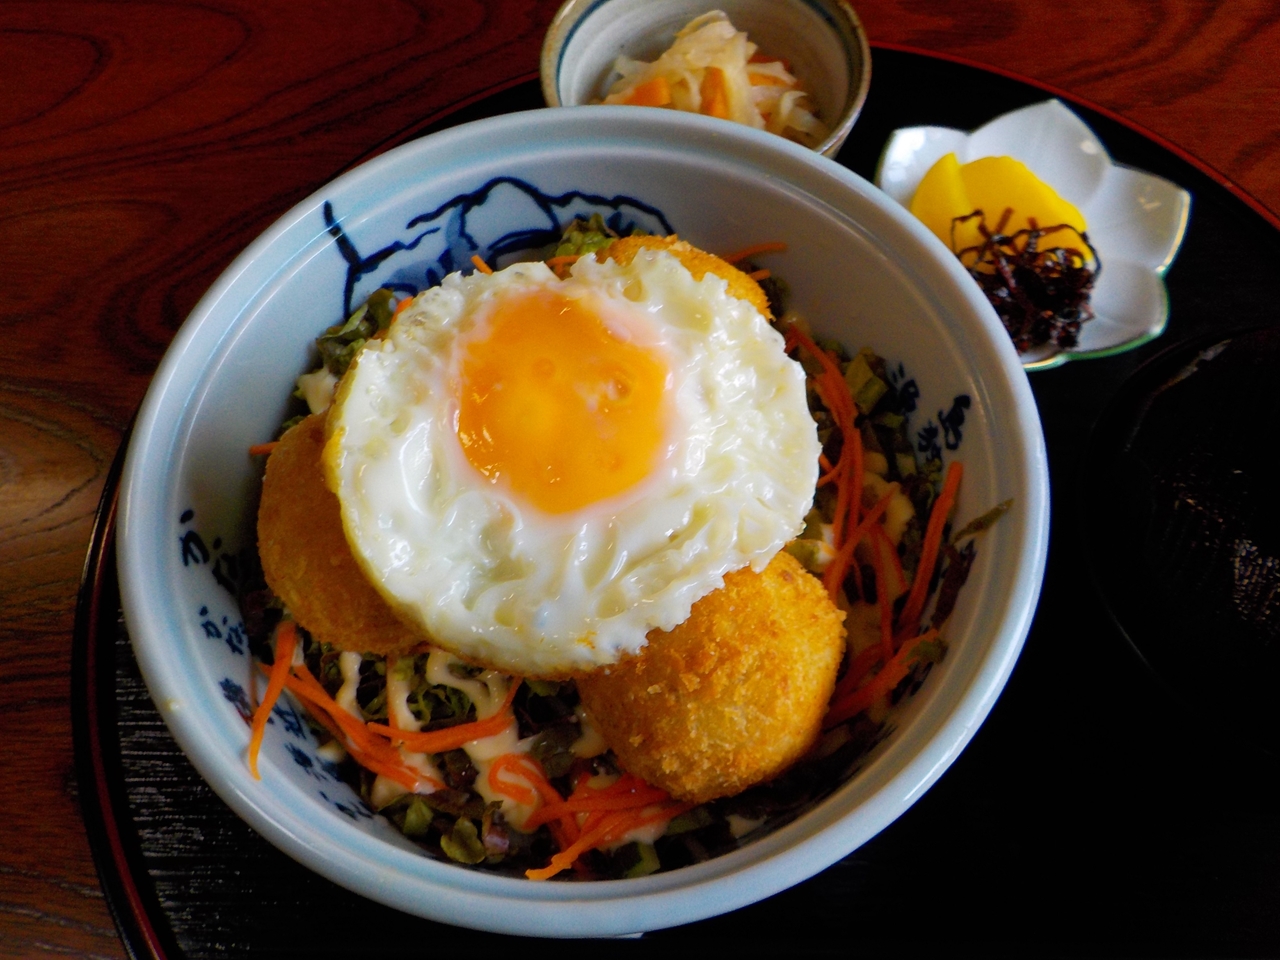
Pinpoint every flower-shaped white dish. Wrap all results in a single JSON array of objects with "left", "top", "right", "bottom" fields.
[
  {"left": 875, "top": 99, "right": 1191, "bottom": 370},
  {"left": 117, "top": 107, "right": 1048, "bottom": 938}
]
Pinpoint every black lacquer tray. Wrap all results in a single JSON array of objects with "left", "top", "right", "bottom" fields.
[{"left": 72, "top": 48, "right": 1280, "bottom": 959}]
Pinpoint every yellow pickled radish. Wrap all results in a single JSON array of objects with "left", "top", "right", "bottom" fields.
[{"left": 909, "top": 153, "right": 1087, "bottom": 254}]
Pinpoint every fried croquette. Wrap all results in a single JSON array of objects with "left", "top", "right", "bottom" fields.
[
  {"left": 600, "top": 234, "right": 773, "bottom": 320},
  {"left": 257, "top": 413, "right": 425, "bottom": 657},
  {"left": 576, "top": 550, "right": 846, "bottom": 803}
]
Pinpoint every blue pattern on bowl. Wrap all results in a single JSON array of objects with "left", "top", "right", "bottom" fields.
[{"left": 324, "top": 175, "right": 674, "bottom": 316}]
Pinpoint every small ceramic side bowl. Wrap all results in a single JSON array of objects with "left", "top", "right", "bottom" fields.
[
  {"left": 876, "top": 99, "right": 1191, "bottom": 371},
  {"left": 541, "top": 0, "right": 871, "bottom": 157},
  {"left": 117, "top": 108, "right": 1047, "bottom": 938}
]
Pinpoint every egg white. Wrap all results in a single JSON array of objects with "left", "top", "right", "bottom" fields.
[{"left": 324, "top": 248, "right": 820, "bottom": 676}]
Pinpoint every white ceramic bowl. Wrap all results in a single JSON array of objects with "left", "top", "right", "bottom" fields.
[
  {"left": 541, "top": 0, "right": 871, "bottom": 157},
  {"left": 117, "top": 107, "right": 1049, "bottom": 938},
  {"left": 876, "top": 99, "right": 1191, "bottom": 370}
]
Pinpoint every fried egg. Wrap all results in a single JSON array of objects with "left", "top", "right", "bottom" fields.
[{"left": 324, "top": 244, "right": 819, "bottom": 677}]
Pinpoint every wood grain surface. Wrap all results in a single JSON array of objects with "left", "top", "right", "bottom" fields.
[{"left": 2, "top": 2, "right": 1277, "bottom": 956}]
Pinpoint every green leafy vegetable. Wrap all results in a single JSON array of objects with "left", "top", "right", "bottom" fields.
[
  {"left": 624, "top": 843, "right": 662, "bottom": 878},
  {"left": 441, "top": 818, "right": 487, "bottom": 864},
  {"left": 316, "top": 288, "right": 396, "bottom": 376},
  {"left": 951, "top": 498, "right": 1014, "bottom": 542},
  {"left": 401, "top": 797, "right": 435, "bottom": 838},
  {"left": 553, "top": 214, "right": 622, "bottom": 259},
  {"left": 843, "top": 348, "right": 889, "bottom": 415},
  {"left": 529, "top": 722, "right": 580, "bottom": 779}
]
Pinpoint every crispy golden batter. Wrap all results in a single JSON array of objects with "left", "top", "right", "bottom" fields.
[
  {"left": 600, "top": 235, "right": 773, "bottom": 320},
  {"left": 257, "top": 413, "right": 425, "bottom": 657},
  {"left": 576, "top": 551, "right": 845, "bottom": 803}
]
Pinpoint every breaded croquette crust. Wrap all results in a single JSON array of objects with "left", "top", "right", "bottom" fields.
[
  {"left": 600, "top": 235, "right": 773, "bottom": 320},
  {"left": 257, "top": 413, "right": 425, "bottom": 657},
  {"left": 576, "top": 551, "right": 845, "bottom": 803}
]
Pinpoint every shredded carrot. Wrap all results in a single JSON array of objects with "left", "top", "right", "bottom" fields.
[
  {"left": 544, "top": 254, "right": 580, "bottom": 279},
  {"left": 784, "top": 326, "right": 865, "bottom": 603},
  {"left": 526, "top": 811, "right": 633, "bottom": 880},
  {"left": 528, "top": 763, "right": 580, "bottom": 847},
  {"left": 470, "top": 254, "right": 493, "bottom": 274},
  {"left": 748, "top": 71, "right": 790, "bottom": 87},
  {"left": 869, "top": 530, "right": 895, "bottom": 661},
  {"left": 247, "top": 621, "right": 297, "bottom": 778},
  {"left": 524, "top": 774, "right": 669, "bottom": 829},
  {"left": 485, "top": 753, "right": 584, "bottom": 847},
  {"left": 829, "top": 420, "right": 860, "bottom": 545},
  {"left": 825, "top": 628, "right": 940, "bottom": 728},
  {"left": 848, "top": 417, "right": 864, "bottom": 536},
  {"left": 821, "top": 534, "right": 855, "bottom": 599},
  {"left": 392, "top": 296, "right": 414, "bottom": 321},
  {"left": 526, "top": 787, "right": 672, "bottom": 825},
  {"left": 283, "top": 667, "right": 400, "bottom": 762},
  {"left": 623, "top": 75, "right": 672, "bottom": 107},
  {"left": 832, "top": 643, "right": 885, "bottom": 703},
  {"left": 748, "top": 268, "right": 771, "bottom": 281},
  {"left": 783, "top": 326, "right": 799, "bottom": 354},
  {"left": 897, "top": 461, "right": 964, "bottom": 637},
  {"left": 350, "top": 742, "right": 434, "bottom": 792},
  {"left": 525, "top": 799, "right": 692, "bottom": 880},
  {"left": 699, "top": 66, "right": 730, "bottom": 119},
  {"left": 791, "top": 329, "right": 853, "bottom": 425},
  {"left": 723, "top": 240, "right": 789, "bottom": 265},
  {"left": 871, "top": 521, "right": 908, "bottom": 599},
  {"left": 817, "top": 449, "right": 839, "bottom": 487},
  {"left": 271, "top": 662, "right": 439, "bottom": 791},
  {"left": 296, "top": 694, "right": 438, "bottom": 791},
  {"left": 248, "top": 441, "right": 279, "bottom": 456},
  {"left": 524, "top": 759, "right": 570, "bottom": 810},
  {"left": 523, "top": 759, "right": 578, "bottom": 844},
  {"left": 821, "top": 484, "right": 894, "bottom": 600},
  {"left": 367, "top": 679, "right": 520, "bottom": 753},
  {"left": 488, "top": 753, "right": 541, "bottom": 807}
]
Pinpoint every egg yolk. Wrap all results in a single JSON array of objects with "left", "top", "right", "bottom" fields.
[
  {"left": 909, "top": 153, "right": 1087, "bottom": 255},
  {"left": 457, "top": 289, "right": 669, "bottom": 515}
]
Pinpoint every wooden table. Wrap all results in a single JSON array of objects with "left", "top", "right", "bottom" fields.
[{"left": 3, "top": 2, "right": 1278, "bottom": 955}]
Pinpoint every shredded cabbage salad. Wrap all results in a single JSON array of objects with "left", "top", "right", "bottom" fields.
[{"left": 602, "top": 11, "right": 828, "bottom": 148}]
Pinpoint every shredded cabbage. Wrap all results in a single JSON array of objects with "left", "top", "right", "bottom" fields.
[{"left": 601, "top": 11, "right": 828, "bottom": 148}]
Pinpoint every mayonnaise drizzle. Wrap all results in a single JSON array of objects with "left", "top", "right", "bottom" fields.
[
  {"left": 334, "top": 651, "right": 364, "bottom": 718},
  {"left": 385, "top": 657, "right": 423, "bottom": 731},
  {"left": 380, "top": 655, "right": 444, "bottom": 795},
  {"left": 423, "top": 650, "right": 508, "bottom": 719},
  {"left": 422, "top": 649, "right": 541, "bottom": 827},
  {"left": 296, "top": 367, "right": 338, "bottom": 415},
  {"left": 570, "top": 705, "right": 607, "bottom": 758}
]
